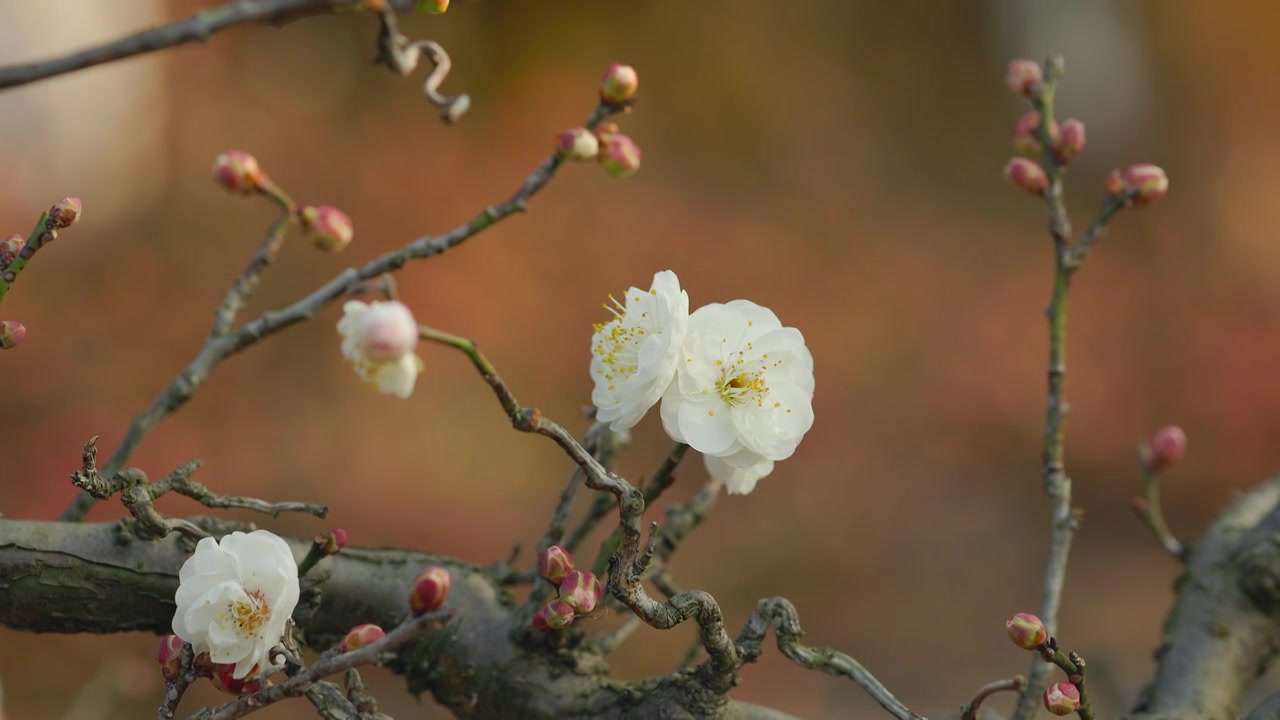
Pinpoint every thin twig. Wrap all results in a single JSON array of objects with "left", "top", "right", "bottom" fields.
[
  {"left": 571, "top": 441, "right": 688, "bottom": 568},
  {"left": 1132, "top": 455, "right": 1188, "bottom": 560},
  {"left": 212, "top": 185, "right": 296, "bottom": 336},
  {"left": 157, "top": 644, "right": 196, "bottom": 720},
  {"left": 961, "top": 676, "right": 1025, "bottom": 720}
]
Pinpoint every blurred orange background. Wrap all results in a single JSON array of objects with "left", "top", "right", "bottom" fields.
[{"left": 3, "top": 1, "right": 1280, "bottom": 718}]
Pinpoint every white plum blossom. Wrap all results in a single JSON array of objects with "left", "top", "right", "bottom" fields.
[
  {"left": 172, "top": 530, "right": 300, "bottom": 680},
  {"left": 590, "top": 270, "right": 689, "bottom": 431},
  {"left": 661, "top": 299, "right": 814, "bottom": 479},
  {"left": 337, "top": 300, "right": 424, "bottom": 398},
  {"left": 704, "top": 453, "right": 775, "bottom": 495}
]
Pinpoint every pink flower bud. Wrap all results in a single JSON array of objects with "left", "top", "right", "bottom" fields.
[
  {"left": 1122, "top": 163, "right": 1169, "bottom": 205},
  {"left": 1145, "top": 425, "right": 1186, "bottom": 473},
  {"left": 319, "top": 528, "right": 347, "bottom": 556},
  {"left": 1003, "top": 157, "right": 1048, "bottom": 195},
  {"left": 0, "top": 321, "right": 26, "bottom": 350},
  {"left": 212, "top": 150, "right": 265, "bottom": 194},
  {"left": 1043, "top": 681, "right": 1081, "bottom": 715},
  {"left": 210, "top": 662, "right": 267, "bottom": 696},
  {"left": 48, "top": 197, "right": 82, "bottom": 229},
  {"left": 600, "top": 63, "right": 639, "bottom": 104},
  {"left": 533, "top": 599, "right": 576, "bottom": 631},
  {"left": 557, "top": 570, "right": 604, "bottom": 614},
  {"left": 599, "top": 133, "right": 641, "bottom": 178},
  {"left": 557, "top": 128, "right": 599, "bottom": 161},
  {"left": 1005, "top": 612, "right": 1048, "bottom": 650},
  {"left": 409, "top": 566, "right": 451, "bottom": 615},
  {"left": 1013, "top": 112, "right": 1058, "bottom": 157},
  {"left": 1006, "top": 59, "right": 1043, "bottom": 97},
  {"left": 352, "top": 300, "right": 418, "bottom": 362},
  {"left": 301, "top": 205, "right": 354, "bottom": 252},
  {"left": 539, "top": 545, "right": 575, "bottom": 583},
  {"left": 0, "top": 234, "right": 24, "bottom": 268},
  {"left": 1054, "top": 119, "right": 1087, "bottom": 164},
  {"left": 417, "top": 0, "right": 449, "bottom": 13},
  {"left": 156, "top": 635, "right": 185, "bottom": 684},
  {"left": 340, "top": 623, "right": 386, "bottom": 652}
]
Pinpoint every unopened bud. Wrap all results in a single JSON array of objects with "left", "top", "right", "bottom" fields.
[
  {"left": 156, "top": 635, "right": 185, "bottom": 684},
  {"left": 0, "top": 234, "right": 24, "bottom": 268},
  {"left": 1054, "top": 119, "right": 1087, "bottom": 164},
  {"left": 594, "top": 122, "right": 620, "bottom": 141},
  {"left": 409, "top": 566, "right": 451, "bottom": 615},
  {"left": 1013, "top": 112, "right": 1058, "bottom": 157},
  {"left": 212, "top": 150, "right": 265, "bottom": 194},
  {"left": 1122, "top": 163, "right": 1169, "bottom": 205},
  {"left": 1006, "top": 59, "right": 1043, "bottom": 97},
  {"left": 1145, "top": 425, "right": 1186, "bottom": 473},
  {"left": 600, "top": 63, "right": 638, "bottom": 104},
  {"left": 340, "top": 624, "right": 386, "bottom": 652},
  {"left": 416, "top": 0, "right": 449, "bottom": 13},
  {"left": 1006, "top": 612, "right": 1048, "bottom": 650},
  {"left": 1104, "top": 168, "right": 1126, "bottom": 197},
  {"left": 533, "top": 599, "right": 576, "bottom": 631},
  {"left": 599, "top": 134, "right": 641, "bottom": 178},
  {"left": 557, "top": 128, "right": 599, "bottom": 161},
  {"left": 350, "top": 300, "right": 418, "bottom": 362},
  {"left": 1003, "top": 157, "right": 1048, "bottom": 195},
  {"left": 1043, "top": 681, "right": 1081, "bottom": 716},
  {"left": 48, "top": 197, "right": 82, "bottom": 230},
  {"left": 210, "top": 663, "right": 267, "bottom": 697},
  {"left": 301, "top": 205, "right": 354, "bottom": 252},
  {"left": 0, "top": 321, "right": 26, "bottom": 350},
  {"left": 318, "top": 528, "right": 347, "bottom": 557},
  {"left": 539, "top": 545, "right": 575, "bottom": 583},
  {"left": 558, "top": 570, "right": 604, "bottom": 614}
]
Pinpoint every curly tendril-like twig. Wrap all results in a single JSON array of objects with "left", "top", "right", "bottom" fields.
[{"left": 375, "top": 8, "right": 470, "bottom": 123}]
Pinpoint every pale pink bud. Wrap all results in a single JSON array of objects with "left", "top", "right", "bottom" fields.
[
  {"left": 1006, "top": 59, "right": 1043, "bottom": 97},
  {"left": 340, "top": 623, "right": 386, "bottom": 652},
  {"left": 1013, "top": 112, "right": 1058, "bottom": 157},
  {"left": 1006, "top": 612, "right": 1048, "bottom": 650},
  {"left": 48, "top": 197, "right": 81, "bottom": 229},
  {"left": 599, "top": 134, "right": 641, "bottom": 178},
  {"left": 600, "top": 63, "right": 639, "bottom": 104},
  {"left": 557, "top": 128, "right": 599, "bottom": 161},
  {"left": 558, "top": 570, "right": 604, "bottom": 614},
  {"left": 0, "top": 321, "right": 26, "bottom": 350},
  {"left": 0, "top": 234, "right": 24, "bottom": 268},
  {"left": 533, "top": 599, "right": 576, "bottom": 631},
  {"left": 355, "top": 301, "right": 418, "bottom": 362},
  {"left": 319, "top": 528, "right": 347, "bottom": 556},
  {"left": 1122, "top": 163, "right": 1169, "bottom": 205},
  {"left": 210, "top": 662, "right": 267, "bottom": 696},
  {"left": 212, "top": 150, "right": 265, "bottom": 194},
  {"left": 1003, "top": 157, "right": 1048, "bottom": 195},
  {"left": 301, "top": 205, "right": 354, "bottom": 252},
  {"left": 1054, "top": 119, "right": 1087, "bottom": 164},
  {"left": 156, "top": 635, "right": 185, "bottom": 684},
  {"left": 1043, "top": 681, "right": 1081, "bottom": 715},
  {"left": 409, "top": 566, "right": 451, "bottom": 615},
  {"left": 418, "top": 0, "right": 449, "bottom": 13},
  {"left": 539, "top": 545, "right": 575, "bottom": 583},
  {"left": 1145, "top": 426, "right": 1186, "bottom": 473}
]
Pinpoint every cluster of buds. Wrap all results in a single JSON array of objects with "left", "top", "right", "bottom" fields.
[
  {"left": 339, "top": 623, "right": 386, "bottom": 652},
  {"left": 532, "top": 545, "right": 605, "bottom": 631},
  {"left": 555, "top": 64, "right": 642, "bottom": 178},
  {"left": 1106, "top": 164, "right": 1169, "bottom": 206},
  {"left": 1141, "top": 425, "right": 1186, "bottom": 474},
  {"left": 300, "top": 205, "right": 354, "bottom": 252},
  {"left": 156, "top": 635, "right": 268, "bottom": 696},
  {"left": 409, "top": 566, "right": 452, "bottom": 615},
  {"left": 1005, "top": 613, "right": 1086, "bottom": 716}
]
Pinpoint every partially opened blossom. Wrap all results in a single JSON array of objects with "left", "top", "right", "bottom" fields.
[
  {"left": 171, "top": 530, "right": 299, "bottom": 680},
  {"left": 704, "top": 453, "right": 775, "bottom": 495},
  {"left": 337, "top": 300, "right": 424, "bottom": 398},
  {"left": 661, "top": 299, "right": 814, "bottom": 475},
  {"left": 590, "top": 270, "right": 689, "bottom": 431}
]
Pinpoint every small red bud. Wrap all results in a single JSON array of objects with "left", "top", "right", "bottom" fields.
[
  {"left": 1006, "top": 612, "right": 1049, "bottom": 650},
  {"left": 1054, "top": 119, "right": 1087, "bottom": 164},
  {"left": 539, "top": 545, "right": 575, "bottom": 583},
  {"left": 600, "top": 63, "right": 638, "bottom": 104},
  {"left": 1013, "top": 112, "right": 1058, "bottom": 157},
  {"left": 340, "top": 623, "right": 386, "bottom": 652},
  {"left": 1122, "top": 163, "right": 1169, "bottom": 205},
  {"left": 557, "top": 128, "right": 600, "bottom": 161},
  {"left": 409, "top": 566, "right": 451, "bottom": 615},
  {"left": 1005, "top": 59, "right": 1043, "bottom": 97},
  {"left": 319, "top": 528, "right": 347, "bottom": 556},
  {"left": 533, "top": 599, "right": 576, "bottom": 631},
  {"left": 48, "top": 197, "right": 82, "bottom": 230},
  {"left": 1145, "top": 426, "right": 1186, "bottom": 473},
  {"left": 599, "top": 134, "right": 641, "bottom": 178},
  {"left": 212, "top": 150, "right": 265, "bottom": 194},
  {"left": 557, "top": 570, "right": 604, "bottom": 614},
  {"left": 1003, "top": 157, "right": 1048, "bottom": 196},
  {"left": 301, "top": 205, "right": 353, "bottom": 252},
  {"left": 0, "top": 321, "right": 26, "bottom": 350},
  {"left": 1043, "top": 681, "right": 1081, "bottom": 715},
  {"left": 210, "top": 663, "right": 267, "bottom": 696},
  {"left": 156, "top": 635, "right": 185, "bottom": 684}
]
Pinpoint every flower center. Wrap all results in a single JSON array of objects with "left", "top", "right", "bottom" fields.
[
  {"left": 592, "top": 291, "right": 655, "bottom": 390},
  {"left": 227, "top": 589, "right": 272, "bottom": 639},
  {"left": 717, "top": 367, "right": 769, "bottom": 406}
]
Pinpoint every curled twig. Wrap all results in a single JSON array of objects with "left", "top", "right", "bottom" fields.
[
  {"left": 376, "top": 9, "right": 469, "bottom": 123},
  {"left": 960, "top": 676, "right": 1025, "bottom": 720}
]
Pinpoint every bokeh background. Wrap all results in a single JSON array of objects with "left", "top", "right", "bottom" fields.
[{"left": 2, "top": 1, "right": 1279, "bottom": 718}]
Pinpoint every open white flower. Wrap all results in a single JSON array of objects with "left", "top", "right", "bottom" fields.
[
  {"left": 172, "top": 530, "right": 300, "bottom": 680},
  {"left": 704, "top": 452, "right": 775, "bottom": 495},
  {"left": 661, "top": 299, "right": 814, "bottom": 470},
  {"left": 337, "top": 300, "right": 424, "bottom": 398},
  {"left": 590, "top": 270, "right": 689, "bottom": 431}
]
